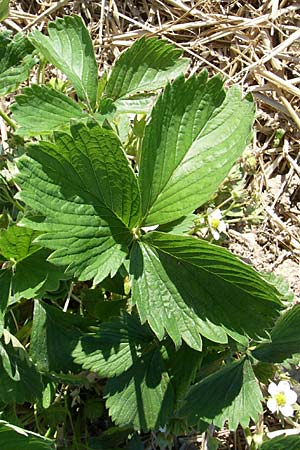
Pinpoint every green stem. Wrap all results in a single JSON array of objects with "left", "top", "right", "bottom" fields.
[{"left": 0, "top": 108, "right": 16, "bottom": 131}]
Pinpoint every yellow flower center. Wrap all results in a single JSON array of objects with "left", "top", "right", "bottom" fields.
[
  {"left": 211, "top": 218, "right": 220, "bottom": 229},
  {"left": 275, "top": 392, "right": 286, "bottom": 407}
]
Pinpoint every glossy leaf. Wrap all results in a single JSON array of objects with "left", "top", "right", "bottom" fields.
[
  {"left": 0, "top": 32, "right": 35, "bottom": 96},
  {"left": 105, "top": 36, "right": 189, "bottom": 101},
  {"left": 30, "top": 300, "right": 93, "bottom": 373},
  {"left": 130, "top": 232, "right": 281, "bottom": 350},
  {"left": 253, "top": 304, "right": 300, "bottom": 363},
  {"left": 0, "top": 421, "right": 55, "bottom": 450},
  {"left": 179, "top": 358, "right": 263, "bottom": 430},
  {"left": 73, "top": 314, "right": 174, "bottom": 431},
  {"left": 16, "top": 122, "right": 140, "bottom": 284},
  {"left": 138, "top": 73, "right": 255, "bottom": 226},
  {"left": 11, "top": 84, "right": 87, "bottom": 136},
  {"left": 29, "top": 15, "right": 98, "bottom": 109}
]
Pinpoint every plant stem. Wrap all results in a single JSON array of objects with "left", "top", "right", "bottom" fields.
[{"left": 0, "top": 108, "right": 16, "bottom": 131}]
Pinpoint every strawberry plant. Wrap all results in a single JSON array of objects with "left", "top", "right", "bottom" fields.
[{"left": 0, "top": 14, "right": 300, "bottom": 450}]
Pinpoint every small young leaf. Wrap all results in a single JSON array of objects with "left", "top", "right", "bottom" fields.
[
  {"left": 29, "top": 15, "right": 98, "bottom": 109},
  {"left": 0, "top": 225, "right": 69, "bottom": 300},
  {"left": 0, "top": 420, "right": 55, "bottom": 450},
  {"left": 179, "top": 358, "right": 263, "bottom": 430},
  {"left": 105, "top": 36, "right": 189, "bottom": 101},
  {"left": 16, "top": 122, "right": 140, "bottom": 284},
  {"left": 130, "top": 232, "right": 281, "bottom": 350},
  {"left": 11, "top": 85, "right": 88, "bottom": 136},
  {"left": 0, "top": 32, "right": 35, "bottom": 96},
  {"left": 253, "top": 304, "right": 300, "bottom": 363},
  {"left": 73, "top": 313, "right": 174, "bottom": 431},
  {"left": 138, "top": 73, "right": 255, "bottom": 226}
]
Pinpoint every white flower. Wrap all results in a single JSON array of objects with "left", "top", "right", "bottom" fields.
[
  {"left": 207, "top": 208, "right": 227, "bottom": 240},
  {"left": 267, "top": 380, "right": 297, "bottom": 417}
]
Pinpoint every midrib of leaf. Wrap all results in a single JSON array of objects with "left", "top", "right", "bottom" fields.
[
  {"left": 29, "top": 140, "right": 134, "bottom": 231},
  {"left": 49, "top": 27, "right": 87, "bottom": 101},
  {"left": 145, "top": 234, "right": 281, "bottom": 305},
  {"left": 140, "top": 75, "right": 224, "bottom": 224}
]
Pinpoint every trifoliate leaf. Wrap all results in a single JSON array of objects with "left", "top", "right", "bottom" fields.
[
  {"left": 30, "top": 300, "right": 93, "bottom": 373},
  {"left": 16, "top": 122, "right": 140, "bottom": 284},
  {"left": 0, "top": 32, "right": 35, "bottom": 96},
  {"left": 0, "top": 331, "right": 43, "bottom": 403},
  {"left": 253, "top": 304, "right": 300, "bottom": 363},
  {"left": 11, "top": 85, "right": 87, "bottom": 136},
  {"left": 0, "top": 420, "right": 55, "bottom": 450},
  {"left": 105, "top": 36, "right": 189, "bottom": 101},
  {"left": 130, "top": 232, "right": 281, "bottom": 350},
  {"left": 179, "top": 358, "right": 263, "bottom": 430},
  {"left": 0, "top": 225, "right": 69, "bottom": 300},
  {"left": 138, "top": 73, "right": 255, "bottom": 226},
  {"left": 29, "top": 15, "right": 98, "bottom": 109},
  {"left": 73, "top": 313, "right": 174, "bottom": 431}
]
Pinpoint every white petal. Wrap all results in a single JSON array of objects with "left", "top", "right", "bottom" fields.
[
  {"left": 217, "top": 221, "right": 227, "bottom": 233},
  {"left": 277, "top": 380, "right": 291, "bottom": 393},
  {"left": 211, "top": 229, "right": 220, "bottom": 240},
  {"left": 280, "top": 404, "right": 294, "bottom": 417},
  {"left": 267, "top": 398, "right": 277, "bottom": 413},
  {"left": 268, "top": 382, "right": 279, "bottom": 396},
  {"left": 285, "top": 389, "right": 297, "bottom": 405},
  {"left": 211, "top": 209, "right": 222, "bottom": 220}
]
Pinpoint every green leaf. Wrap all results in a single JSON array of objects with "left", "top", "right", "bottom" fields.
[
  {"left": 0, "top": 225, "right": 39, "bottom": 262},
  {"left": 73, "top": 313, "right": 155, "bottom": 377},
  {"left": 105, "top": 36, "right": 189, "bottom": 101},
  {"left": 0, "top": 225, "right": 69, "bottom": 300},
  {"left": 163, "top": 341, "right": 202, "bottom": 402},
  {"left": 179, "top": 358, "right": 263, "bottom": 430},
  {"left": 0, "top": 331, "right": 43, "bottom": 403},
  {"left": 0, "top": 420, "right": 55, "bottom": 450},
  {"left": 11, "top": 84, "right": 87, "bottom": 136},
  {"left": 29, "top": 15, "right": 98, "bottom": 109},
  {"left": 0, "top": 32, "right": 35, "bottom": 96},
  {"left": 0, "top": 0, "right": 9, "bottom": 22},
  {"left": 130, "top": 232, "right": 281, "bottom": 350},
  {"left": 16, "top": 122, "right": 140, "bottom": 284},
  {"left": 73, "top": 313, "right": 174, "bottom": 431},
  {"left": 30, "top": 300, "right": 93, "bottom": 373},
  {"left": 253, "top": 304, "right": 300, "bottom": 363},
  {"left": 260, "top": 435, "right": 300, "bottom": 450},
  {"left": 0, "top": 269, "right": 11, "bottom": 337},
  {"left": 138, "top": 73, "right": 255, "bottom": 226}
]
